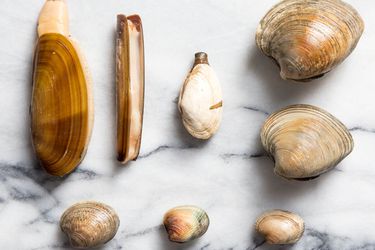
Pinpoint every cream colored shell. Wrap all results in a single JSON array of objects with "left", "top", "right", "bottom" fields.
[
  {"left": 255, "top": 210, "right": 304, "bottom": 244},
  {"left": 60, "top": 201, "right": 120, "bottom": 248},
  {"left": 178, "top": 53, "right": 223, "bottom": 139},
  {"left": 261, "top": 104, "right": 353, "bottom": 180},
  {"left": 256, "top": 0, "right": 364, "bottom": 81}
]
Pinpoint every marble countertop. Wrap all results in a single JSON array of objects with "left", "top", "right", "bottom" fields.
[{"left": 1, "top": 0, "right": 375, "bottom": 249}]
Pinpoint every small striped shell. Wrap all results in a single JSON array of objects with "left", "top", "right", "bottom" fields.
[
  {"left": 261, "top": 104, "right": 353, "bottom": 180},
  {"left": 60, "top": 201, "right": 120, "bottom": 248},
  {"left": 163, "top": 205, "right": 209, "bottom": 243},
  {"left": 256, "top": 0, "right": 364, "bottom": 81},
  {"left": 255, "top": 210, "right": 304, "bottom": 244}
]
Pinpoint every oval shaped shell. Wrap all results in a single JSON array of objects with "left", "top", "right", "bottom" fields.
[
  {"left": 178, "top": 52, "right": 223, "bottom": 139},
  {"left": 31, "top": 33, "right": 93, "bottom": 176},
  {"left": 60, "top": 201, "right": 120, "bottom": 248},
  {"left": 255, "top": 210, "right": 304, "bottom": 244},
  {"left": 256, "top": 0, "right": 364, "bottom": 81},
  {"left": 261, "top": 104, "right": 353, "bottom": 180},
  {"left": 163, "top": 205, "right": 209, "bottom": 243}
]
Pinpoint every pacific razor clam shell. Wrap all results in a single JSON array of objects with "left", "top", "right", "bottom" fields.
[
  {"left": 60, "top": 201, "right": 120, "bottom": 248},
  {"left": 116, "top": 14, "right": 145, "bottom": 164},
  {"left": 31, "top": 0, "right": 93, "bottom": 176},
  {"left": 256, "top": 0, "right": 364, "bottom": 81},
  {"left": 163, "top": 205, "right": 209, "bottom": 243},
  {"left": 261, "top": 104, "right": 353, "bottom": 180},
  {"left": 255, "top": 210, "right": 304, "bottom": 245},
  {"left": 178, "top": 52, "right": 223, "bottom": 139}
]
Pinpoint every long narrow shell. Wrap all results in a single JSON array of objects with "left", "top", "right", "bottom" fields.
[
  {"left": 178, "top": 52, "right": 223, "bottom": 139},
  {"left": 255, "top": 210, "right": 304, "bottom": 244},
  {"left": 116, "top": 14, "right": 145, "bottom": 164},
  {"left": 60, "top": 201, "right": 120, "bottom": 248},
  {"left": 256, "top": 0, "right": 364, "bottom": 81},
  {"left": 163, "top": 205, "right": 209, "bottom": 243},
  {"left": 261, "top": 104, "right": 353, "bottom": 180}
]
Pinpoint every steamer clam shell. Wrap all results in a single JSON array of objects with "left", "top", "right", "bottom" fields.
[
  {"left": 261, "top": 104, "right": 353, "bottom": 180},
  {"left": 256, "top": 0, "right": 364, "bottom": 81}
]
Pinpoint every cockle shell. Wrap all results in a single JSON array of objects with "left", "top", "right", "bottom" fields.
[
  {"left": 163, "top": 205, "right": 209, "bottom": 243},
  {"left": 116, "top": 14, "right": 145, "bottom": 164},
  {"left": 255, "top": 210, "right": 304, "bottom": 245},
  {"left": 256, "top": 0, "right": 364, "bottom": 81},
  {"left": 60, "top": 201, "right": 120, "bottom": 249},
  {"left": 261, "top": 104, "right": 353, "bottom": 180},
  {"left": 178, "top": 52, "right": 223, "bottom": 139},
  {"left": 31, "top": 0, "right": 93, "bottom": 176}
]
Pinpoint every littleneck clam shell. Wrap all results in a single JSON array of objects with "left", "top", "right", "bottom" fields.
[
  {"left": 178, "top": 52, "right": 223, "bottom": 139},
  {"left": 256, "top": 0, "right": 364, "bottom": 81},
  {"left": 163, "top": 205, "right": 209, "bottom": 243},
  {"left": 31, "top": 0, "right": 93, "bottom": 176},
  {"left": 60, "top": 201, "right": 120, "bottom": 249},
  {"left": 261, "top": 104, "right": 353, "bottom": 180},
  {"left": 255, "top": 210, "right": 304, "bottom": 245},
  {"left": 116, "top": 14, "right": 145, "bottom": 164}
]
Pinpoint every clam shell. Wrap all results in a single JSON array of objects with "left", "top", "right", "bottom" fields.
[
  {"left": 261, "top": 104, "right": 353, "bottom": 180},
  {"left": 178, "top": 52, "right": 223, "bottom": 139},
  {"left": 163, "top": 205, "right": 209, "bottom": 243},
  {"left": 116, "top": 14, "right": 145, "bottom": 164},
  {"left": 31, "top": 33, "right": 93, "bottom": 176},
  {"left": 255, "top": 210, "right": 304, "bottom": 244},
  {"left": 60, "top": 201, "right": 120, "bottom": 249},
  {"left": 256, "top": 0, "right": 364, "bottom": 81}
]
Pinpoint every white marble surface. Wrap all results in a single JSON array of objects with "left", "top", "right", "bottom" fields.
[{"left": 0, "top": 0, "right": 375, "bottom": 249}]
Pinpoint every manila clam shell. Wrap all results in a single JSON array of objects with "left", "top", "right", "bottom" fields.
[
  {"left": 255, "top": 210, "right": 304, "bottom": 244},
  {"left": 163, "top": 205, "right": 209, "bottom": 243},
  {"left": 60, "top": 201, "right": 120, "bottom": 249},
  {"left": 261, "top": 104, "right": 353, "bottom": 180},
  {"left": 178, "top": 52, "right": 223, "bottom": 139},
  {"left": 256, "top": 0, "right": 364, "bottom": 81}
]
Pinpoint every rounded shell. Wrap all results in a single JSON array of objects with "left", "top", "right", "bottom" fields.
[
  {"left": 261, "top": 104, "right": 353, "bottom": 180},
  {"left": 163, "top": 205, "right": 209, "bottom": 243},
  {"left": 256, "top": 0, "right": 364, "bottom": 81},
  {"left": 255, "top": 210, "right": 304, "bottom": 244},
  {"left": 60, "top": 201, "right": 120, "bottom": 248}
]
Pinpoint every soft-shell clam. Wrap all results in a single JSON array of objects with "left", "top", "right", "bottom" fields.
[
  {"left": 31, "top": 0, "right": 93, "bottom": 176},
  {"left": 116, "top": 14, "right": 145, "bottom": 164},
  {"left": 256, "top": 0, "right": 364, "bottom": 81},
  {"left": 163, "top": 205, "right": 209, "bottom": 243},
  {"left": 261, "top": 104, "right": 353, "bottom": 180},
  {"left": 178, "top": 52, "right": 223, "bottom": 139},
  {"left": 60, "top": 201, "right": 120, "bottom": 248},
  {"left": 255, "top": 210, "right": 304, "bottom": 245}
]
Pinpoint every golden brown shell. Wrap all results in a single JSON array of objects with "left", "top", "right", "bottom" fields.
[
  {"left": 60, "top": 201, "right": 120, "bottom": 248},
  {"left": 261, "top": 104, "right": 353, "bottom": 180},
  {"left": 256, "top": 0, "right": 364, "bottom": 81}
]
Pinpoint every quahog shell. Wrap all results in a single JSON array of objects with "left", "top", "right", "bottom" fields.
[
  {"left": 60, "top": 201, "right": 120, "bottom": 249},
  {"left": 255, "top": 210, "right": 304, "bottom": 244},
  {"left": 178, "top": 52, "right": 223, "bottom": 139},
  {"left": 163, "top": 205, "right": 209, "bottom": 243},
  {"left": 256, "top": 0, "right": 364, "bottom": 81},
  {"left": 261, "top": 104, "right": 353, "bottom": 180}
]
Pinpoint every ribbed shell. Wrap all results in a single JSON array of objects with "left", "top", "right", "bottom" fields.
[
  {"left": 31, "top": 33, "right": 92, "bottom": 176},
  {"left": 261, "top": 104, "right": 353, "bottom": 180},
  {"left": 60, "top": 201, "right": 120, "bottom": 249},
  {"left": 163, "top": 205, "right": 209, "bottom": 243},
  {"left": 256, "top": 0, "right": 364, "bottom": 81},
  {"left": 255, "top": 210, "right": 304, "bottom": 244}
]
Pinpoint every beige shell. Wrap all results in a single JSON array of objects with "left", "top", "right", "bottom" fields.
[
  {"left": 163, "top": 205, "right": 209, "bottom": 243},
  {"left": 255, "top": 210, "right": 304, "bottom": 244},
  {"left": 60, "top": 201, "right": 120, "bottom": 248},
  {"left": 261, "top": 104, "right": 353, "bottom": 180},
  {"left": 178, "top": 52, "right": 223, "bottom": 139},
  {"left": 256, "top": 0, "right": 364, "bottom": 81}
]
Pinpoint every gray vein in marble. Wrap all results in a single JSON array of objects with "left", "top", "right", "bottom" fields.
[
  {"left": 123, "top": 225, "right": 162, "bottom": 239},
  {"left": 242, "top": 106, "right": 270, "bottom": 116},
  {"left": 349, "top": 126, "right": 375, "bottom": 134}
]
